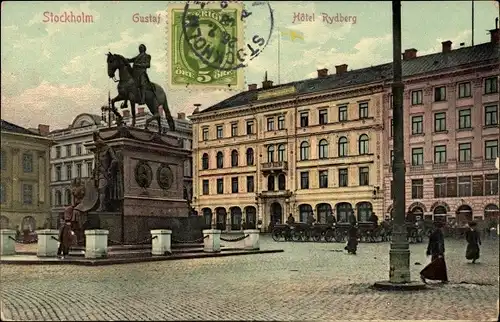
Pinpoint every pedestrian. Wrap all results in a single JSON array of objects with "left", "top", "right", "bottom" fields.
[
  {"left": 465, "top": 221, "right": 481, "bottom": 264},
  {"left": 420, "top": 221, "right": 448, "bottom": 284},
  {"left": 344, "top": 223, "right": 358, "bottom": 255},
  {"left": 306, "top": 212, "right": 316, "bottom": 226},
  {"left": 286, "top": 214, "right": 295, "bottom": 225}
]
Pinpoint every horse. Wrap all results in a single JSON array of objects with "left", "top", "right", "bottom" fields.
[{"left": 106, "top": 52, "right": 175, "bottom": 133}]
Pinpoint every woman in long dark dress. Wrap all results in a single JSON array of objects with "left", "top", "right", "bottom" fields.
[
  {"left": 465, "top": 221, "right": 481, "bottom": 263},
  {"left": 420, "top": 221, "right": 448, "bottom": 284},
  {"left": 345, "top": 224, "right": 359, "bottom": 255}
]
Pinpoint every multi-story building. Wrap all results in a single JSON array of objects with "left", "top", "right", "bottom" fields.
[
  {"left": 47, "top": 108, "right": 193, "bottom": 226},
  {"left": 0, "top": 120, "right": 53, "bottom": 231},
  {"left": 382, "top": 28, "right": 500, "bottom": 225},
  {"left": 191, "top": 67, "right": 387, "bottom": 231}
]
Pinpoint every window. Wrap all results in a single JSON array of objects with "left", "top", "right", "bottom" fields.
[
  {"left": 390, "top": 150, "right": 394, "bottom": 165},
  {"left": 458, "top": 143, "right": 472, "bottom": 162},
  {"left": 216, "top": 125, "right": 223, "bottom": 139},
  {"left": 246, "top": 120, "right": 254, "bottom": 134},
  {"left": 267, "top": 117, "right": 275, "bottom": 131},
  {"left": 267, "top": 145, "right": 275, "bottom": 162},
  {"left": 390, "top": 119, "right": 394, "bottom": 137},
  {"left": 485, "top": 105, "right": 498, "bottom": 126},
  {"left": 485, "top": 174, "right": 499, "bottom": 196},
  {"left": 22, "top": 184, "right": 33, "bottom": 205},
  {"left": 277, "top": 116, "right": 285, "bottom": 130},
  {"left": 55, "top": 190, "right": 62, "bottom": 206},
  {"left": 300, "top": 112, "right": 309, "bottom": 127},
  {"left": 0, "top": 183, "right": 4, "bottom": 204},
  {"left": 359, "top": 167, "right": 369, "bottom": 186},
  {"left": 231, "top": 177, "right": 239, "bottom": 193},
  {"left": 66, "top": 145, "right": 71, "bottom": 157},
  {"left": 484, "top": 77, "right": 498, "bottom": 94},
  {"left": 300, "top": 171, "right": 309, "bottom": 189},
  {"left": 318, "top": 139, "right": 328, "bottom": 159},
  {"left": 86, "top": 162, "right": 93, "bottom": 177},
  {"left": 319, "top": 109, "right": 328, "bottom": 125},
  {"left": 359, "top": 102, "right": 369, "bottom": 118},
  {"left": 76, "top": 144, "right": 82, "bottom": 156},
  {"left": 66, "top": 164, "right": 72, "bottom": 179},
  {"left": 338, "top": 106, "right": 348, "bottom": 121},
  {"left": 55, "top": 146, "right": 61, "bottom": 158},
  {"left": 412, "top": 148, "right": 423, "bottom": 166},
  {"left": 22, "top": 153, "right": 33, "bottom": 173},
  {"left": 55, "top": 165, "right": 61, "bottom": 181},
  {"left": 458, "top": 82, "right": 471, "bottom": 98},
  {"left": 411, "top": 90, "right": 423, "bottom": 105},
  {"left": 411, "top": 179, "right": 423, "bottom": 199},
  {"left": 231, "top": 150, "right": 239, "bottom": 167},
  {"left": 434, "top": 112, "right": 446, "bottom": 132},
  {"left": 434, "top": 145, "right": 447, "bottom": 164},
  {"left": 319, "top": 170, "right": 328, "bottom": 188},
  {"left": 202, "top": 153, "right": 209, "bottom": 170},
  {"left": 216, "top": 178, "right": 224, "bottom": 194},
  {"left": 485, "top": 140, "right": 498, "bottom": 160},
  {"left": 411, "top": 115, "right": 423, "bottom": 135},
  {"left": 65, "top": 189, "right": 72, "bottom": 205},
  {"left": 458, "top": 109, "right": 471, "bottom": 129},
  {"left": 247, "top": 176, "right": 255, "bottom": 192},
  {"left": 202, "top": 180, "right": 209, "bottom": 195},
  {"left": 267, "top": 175, "right": 275, "bottom": 191},
  {"left": 300, "top": 142, "right": 309, "bottom": 160},
  {"left": 0, "top": 150, "right": 5, "bottom": 170},
  {"left": 216, "top": 152, "right": 224, "bottom": 168},
  {"left": 231, "top": 123, "right": 238, "bottom": 137},
  {"left": 358, "top": 134, "right": 369, "bottom": 155},
  {"left": 458, "top": 176, "right": 472, "bottom": 197},
  {"left": 434, "top": 86, "right": 446, "bottom": 101},
  {"left": 434, "top": 178, "right": 446, "bottom": 198},
  {"left": 76, "top": 163, "right": 82, "bottom": 178},
  {"left": 278, "top": 174, "right": 286, "bottom": 190},
  {"left": 202, "top": 128, "right": 209, "bottom": 141},
  {"left": 338, "top": 136, "right": 348, "bottom": 157},
  {"left": 277, "top": 144, "right": 286, "bottom": 162},
  {"left": 246, "top": 148, "right": 254, "bottom": 165},
  {"left": 472, "top": 175, "right": 484, "bottom": 196},
  {"left": 338, "top": 168, "right": 348, "bottom": 187}
]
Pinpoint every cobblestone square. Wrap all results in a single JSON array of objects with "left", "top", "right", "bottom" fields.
[{"left": 1, "top": 236, "right": 498, "bottom": 321}]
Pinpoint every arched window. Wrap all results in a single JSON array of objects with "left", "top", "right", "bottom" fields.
[
  {"left": 357, "top": 202, "right": 373, "bottom": 222},
  {"left": 358, "top": 134, "right": 369, "bottom": 155},
  {"left": 216, "top": 151, "right": 224, "bottom": 168},
  {"left": 277, "top": 144, "right": 286, "bottom": 162},
  {"left": 231, "top": 150, "right": 239, "bottom": 167},
  {"left": 278, "top": 173, "right": 286, "bottom": 190},
  {"left": 246, "top": 148, "right": 254, "bottom": 165},
  {"left": 300, "top": 141, "right": 309, "bottom": 160},
  {"left": 318, "top": 139, "right": 328, "bottom": 159},
  {"left": 65, "top": 189, "right": 72, "bottom": 205},
  {"left": 267, "top": 175, "right": 275, "bottom": 191},
  {"left": 55, "top": 190, "right": 62, "bottom": 206},
  {"left": 267, "top": 145, "right": 275, "bottom": 162},
  {"left": 202, "top": 153, "right": 209, "bottom": 170},
  {"left": 338, "top": 137, "right": 348, "bottom": 157}
]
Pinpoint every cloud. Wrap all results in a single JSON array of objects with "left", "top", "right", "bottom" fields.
[{"left": 418, "top": 30, "right": 472, "bottom": 56}]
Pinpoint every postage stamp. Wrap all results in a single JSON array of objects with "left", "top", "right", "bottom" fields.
[{"left": 168, "top": 2, "right": 245, "bottom": 90}]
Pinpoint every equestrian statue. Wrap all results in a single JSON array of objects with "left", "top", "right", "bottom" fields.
[{"left": 106, "top": 44, "right": 175, "bottom": 134}]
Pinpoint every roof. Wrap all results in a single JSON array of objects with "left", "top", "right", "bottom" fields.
[
  {"left": 1, "top": 119, "right": 42, "bottom": 136},
  {"left": 200, "top": 42, "right": 499, "bottom": 114}
]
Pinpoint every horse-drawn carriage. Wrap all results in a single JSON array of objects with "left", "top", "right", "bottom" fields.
[
  {"left": 271, "top": 222, "right": 337, "bottom": 242},
  {"left": 406, "top": 221, "right": 425, "bottom": 243}
]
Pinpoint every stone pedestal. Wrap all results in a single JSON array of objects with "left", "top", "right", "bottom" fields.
[
  {"left": 85, "top": 230, "right": 109, "bottom": 259},
  {"left": 203, "top": 229, "right": 221, "bottom": 253},
  {"left": 243, "top": 229, "right": 260, "bottom": 250},
  {"left": 36, "top": 229, "right": 59, "bottom": 257},
  {"left": 0, "top": 229, "right": 16, "bottom": 256},
  {"left": 151, "top": 229, "right": 172, "bottom": 255}
]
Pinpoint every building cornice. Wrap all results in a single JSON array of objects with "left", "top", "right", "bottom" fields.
[{"left": 1, "top": 131, "right": 54, "bottom": 145}]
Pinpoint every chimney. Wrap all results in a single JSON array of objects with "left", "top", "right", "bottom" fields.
[
  {"left": 37, "top": 124, "right": 50, "bottom": 136},
  {"left": 178, "top": 112, "right": 186, "bottom": 119},
  {"left": 317, "top": 68, "right": 328, "bottom": 78},
  {"left": 138, "top": 107, "right": 145, "bottom": 115},
  {"left": 248, "top": 83, "right": 257, "bottom": 91},
  {"left": 402, "top": 49, "right": 417, "bottom": 60},
  {"left": 442, "top": 41, "right": 452, "bottom": 53},
  {"left": 335, "top": 64, "right": 348, "bottom": 75},
  {"left": 123, "top": 110, "right": 130, "bottom": 117},
  {"left": 490, "top": 28, "right": 499, "bottom": 45},
  {"left": 262, "top": 71, "right": 273, "bottom": 89}
]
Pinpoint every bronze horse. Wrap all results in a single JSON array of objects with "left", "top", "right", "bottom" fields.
[{"left": 106, "top": 52, "right": 175, "bottom": 133}]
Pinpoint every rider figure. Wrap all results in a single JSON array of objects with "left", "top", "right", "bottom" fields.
[{"left": 127, "top": 44, "right": 151, "bottom": 105}]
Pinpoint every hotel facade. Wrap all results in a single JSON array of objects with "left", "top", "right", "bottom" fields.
[{"left": 383, "top": 29, "right": 500, "bottom": 226}]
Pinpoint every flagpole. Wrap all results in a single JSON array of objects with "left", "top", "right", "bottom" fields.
[
  {"left": 278, "top": 30, "right": 281, "bottom": 85},
  {"left": 471, "top": 0, "right": 474, "bottom": 46}
]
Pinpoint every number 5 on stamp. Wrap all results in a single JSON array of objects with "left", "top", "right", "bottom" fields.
[{"left": 168, "top": 3, "right": 245, "bottom": 90}]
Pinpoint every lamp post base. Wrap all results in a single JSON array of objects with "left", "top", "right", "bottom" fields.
[{"left": 373, "top": 280, "right": 426, "bottom": 291}]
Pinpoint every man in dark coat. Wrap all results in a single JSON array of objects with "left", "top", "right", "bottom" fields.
[
  {"left": 127, "top": 44, "right": 151, "bottom": 105},
  {"left": 345, "top": 224, "right": 359, "bottom": 254},
  {"left": 326, "top": 212, "right": 336, "bottom": 226},
  {"left": 465, "top": 221, "right": 481, "bottom": 263},
  {"left": 420, "top": 221, "right": 448, "bottom": 283},
  {"left": 306, "top": 212, "right": 316, "bottom": 226},
  {"left": 286, "top": 214, "right": 295, "bottom": 225}
]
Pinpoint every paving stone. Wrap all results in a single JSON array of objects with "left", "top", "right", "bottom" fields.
[{"left": 1, "top": 236, "right": 498, "bottom": 321}]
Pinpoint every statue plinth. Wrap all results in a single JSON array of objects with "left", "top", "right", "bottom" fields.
[{"left": 84, "top": 125, "right": 191, "bottom": 243}]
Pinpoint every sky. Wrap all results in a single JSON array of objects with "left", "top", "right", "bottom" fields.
[{"left": 1, "top": 1, "right": 499, "bottom": 130}]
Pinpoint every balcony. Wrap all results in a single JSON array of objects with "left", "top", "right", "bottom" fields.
[
  {"left": 409, "top": 165, "right": 424, "bottom": 173},
  {"left": 432, "top": 163, "right": 448, "bottom": 171},
  {"left": 482, "top": 159, "right": 496, "bottom": 169},
  {"left": 456, "top": 160, "right": 473, "bottom": 170},
  {"left": 261, "top": 161, "right": 288, "bottom": 172},
  {"left": 259, "top": 190, "right": 292, "bottom": 198}
]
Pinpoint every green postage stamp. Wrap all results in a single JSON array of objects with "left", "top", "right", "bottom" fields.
[{"left": 168, "top": 2, "right": 245, "bottom": 90}]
